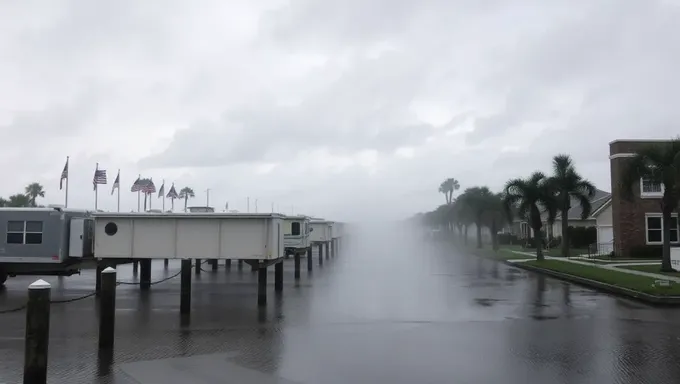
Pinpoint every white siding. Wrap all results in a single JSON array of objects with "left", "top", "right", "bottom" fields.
[
  {"left": 595, "top": 204, "right": 612, "bottom": 226},
  {"left": 94, "top": 216, "right": 284, "bottom": 260},
  {"left": 309, "top": 222, "right": 331, "bottom": 242}
]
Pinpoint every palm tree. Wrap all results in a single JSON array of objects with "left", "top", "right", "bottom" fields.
[
  {"left": 620, "top": 140, "right": 680, "bottom": 272},
  {"left": 179, "top": 187, "right": 195, "bottom": 211},
  {"left": 502, "top": 172, "right": 558, "bottom": 261},
  {"left": 548, "top": 155, "right": 596, "bottom": 258},
  {"left": 24, "top": 182, "right": 45, "bottom": 207},
  {"left": 8, "top": 194, "right": 31, "bottom": 207},
  {"left": 451, "top": 197, "right": 473, "bottom": 244},
  {"left": 438, "top": 178, "right": 460, "bottom": 204},
  {"left": 483, "top": 193, "right": 508, "bottom": 251},
  {"left": 459, "top": 187, "right": 498, "bottom": 249}
]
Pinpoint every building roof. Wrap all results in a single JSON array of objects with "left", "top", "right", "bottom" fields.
[
  {"left": 512, "top": 189, "right": 611, "bottom": 222},
  {"left": 556, "top": 189, "right": 611, "bottom": 221}
]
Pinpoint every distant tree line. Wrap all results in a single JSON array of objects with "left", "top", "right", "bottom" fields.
[
  {"left": 0, "top": 182, "right": 46, "bottom": 208},
  {"left": 416, "top": 154, "right": 596, "bottom": 261},
  {"left": 416, "top": 138, "right": 680, "bottom": 272}
]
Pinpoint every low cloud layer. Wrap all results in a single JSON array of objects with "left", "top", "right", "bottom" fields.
[{"left": 1, "top": 0, "right": 679, "bottom": 220}]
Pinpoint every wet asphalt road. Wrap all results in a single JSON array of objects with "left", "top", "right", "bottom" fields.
[{"left": 2, "top": 225, "right": 680, "bottom": 383}]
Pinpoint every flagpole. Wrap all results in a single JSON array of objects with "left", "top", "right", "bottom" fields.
[
  {"left": 137, "top": 174, "right": 141, "bottom": 212},
  {"left": 94, "top": 163, "right": 99, "bottom": 211},
  {"left": 65, "top": 156, "right": 69, "bottom": 208},
  {"left": 149, "top": 178, "right": 153, "bottom": 210},
  {"left": 117, "top": 169, "right": 121, "bottom": 212},
  {"left": 162, "top": 179, "right": 166, "bottom": 212}
]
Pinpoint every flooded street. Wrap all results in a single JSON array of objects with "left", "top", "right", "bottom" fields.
[{"left": 2, "top": 225, "right": 680, "bottom": 383}]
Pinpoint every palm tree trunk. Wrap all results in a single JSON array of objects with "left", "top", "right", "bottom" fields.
[
  {"left": 534, "top": 227, "right": 545, "bottom": 261},
  {"left": 662, "top": 207, "right": 673, "bottom": 272},
  {"left": 464, "top": 226, "right": 468, "bottom": 246},
  {"left": 184, "top": 196, "right": 188, "bottom": 211},
  {"left": 143, "top": 193, "right": 148, "bottom": 211},
  {"left": 491, "top": 220, "right": 499, "bottom": 251},
  {"left": 476, "top": 221, "right": 482, "bottom": 249},
  {"left": 561, "top": 208, "right": 569, "bottom": 258}
]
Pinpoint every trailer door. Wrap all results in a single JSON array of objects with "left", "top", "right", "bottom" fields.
[{"left": 68, "top": 218, "right": 85, "bottom": 257}]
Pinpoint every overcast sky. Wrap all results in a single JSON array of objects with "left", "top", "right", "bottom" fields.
[{"left": 1, "top": 0, "right": 679, "bottom": 221}]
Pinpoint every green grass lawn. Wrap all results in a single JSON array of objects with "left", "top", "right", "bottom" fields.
[
  {"left": 497, "top": 249, "right": 536, "bottom": 260},
  {"left": 616, "top": 264, "right": 680, "bottom": 277},
  {"left": 523, "top": 260, "right": 680, "bottom": 296},
  {"left": 468, "top": 246, "right": 535, "bottom": 261},
  {"left": 499, "top": 245, "right": 587, "bottom": 258}
]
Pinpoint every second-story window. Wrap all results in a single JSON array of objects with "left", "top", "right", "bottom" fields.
[{"left": 641, "top": 178, "right": 664, "bottom": 197}]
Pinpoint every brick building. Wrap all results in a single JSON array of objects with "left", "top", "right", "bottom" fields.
[{"left": 609, "top": 139, "right": 675, "bottom": 258}]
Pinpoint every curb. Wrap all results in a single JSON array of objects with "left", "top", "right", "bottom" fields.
[{"left": 507, "top": 261, "right": 680, "bottom": 306}]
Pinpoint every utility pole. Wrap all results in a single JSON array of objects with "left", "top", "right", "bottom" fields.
[
  {"left": 206, "top": 188, "right": 211, "bottom": 207},
  {"left": 247, "top": 197, "right": 250, "bottom": 213},
  {"left": 255, "top": 199, "right": 258, "bottom": 213}
]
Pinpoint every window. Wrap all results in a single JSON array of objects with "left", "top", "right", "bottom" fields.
[
  {"left": 6, "top": 220, "right": 43, "bottom": 245},
  {"left": 520, "top": 222, "right": 529, "bottom": 238},
  {"left": 645, "top": 214, "right": 679, "bottom": 244},
  {"left": 291, "top": 222, "right": 301, "bottom": 236},
  {"left": 641, "top": 178, "right": 664, "bottom": 197}
]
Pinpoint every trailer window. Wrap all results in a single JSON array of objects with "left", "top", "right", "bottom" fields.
[
  {"left": 6, "top": 221, "right": 24, "bottom": 244},
  {"left": 25, "top": 221, "right": 43, "bottom": 244},
  {"left": 6, "top": 220, "right": 43, "bottom": 245},
  {"left": 291, "top": 222, "right": 301, "bottom": 236}
]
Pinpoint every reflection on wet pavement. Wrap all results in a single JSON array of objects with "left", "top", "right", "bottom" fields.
[{"left": 1, "top": 223, "right": 680, "bottom": 383}]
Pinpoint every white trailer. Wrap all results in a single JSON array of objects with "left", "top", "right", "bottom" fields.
[
  {"left": 331, "top": 221, "right": 343, "bottom": 239},
  {"left": 283, "top": 215, "right": 311, "bottom": 255},
  {"left": 309, "top": 219, "right": 332, "bottom": 243},
  {"left": 93, "top": 212, "right": 285, "bottom": 260}
]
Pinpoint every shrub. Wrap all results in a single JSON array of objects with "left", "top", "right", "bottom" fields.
[
  {"left": 568, "top": 226, "right": 597, "bottom": 249},
  {"left": 628, "top": 245, "right": 664, "bottom": 259},
  {"left": 497, "top": 233, "right": 519, "bottom": 245}
]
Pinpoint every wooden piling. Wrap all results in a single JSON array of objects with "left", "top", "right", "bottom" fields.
[
  {"left": 307, "top": 247, "right": 313, "bottom": 272},
  {"left": 275, "top": 262, "right": 283, "bottom": 292},
  {"left": 294, "top": 252, "right": 301, "bottom": 280},
  {"left": 180, "top": 259, "right": 192, "bottom": 315},
  {"left": 23, "top": 279, "right": 51, "bottom": 384},
  {"left": 140, "top": 259, "right": 151, "bottom": 290},
  {"left": 95, "top": 263, "right": 104, "bottom": 296},
  {"left": 98, "top": 267, "right": 117, "bottom": 350},
  {"left": 258, "top": 265, "right": 267, "bottom": 307}
]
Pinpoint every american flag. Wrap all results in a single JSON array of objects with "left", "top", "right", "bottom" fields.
[
  {"left": 142, "top": 179, "right": 156, "bottom": 194},
  {"left": 131, "top": 176, "right": 142, "bottom": 192},
  {"left": 111, "top": 171, "right": 120, "bottom": 195},
  {"left": 166, "top": 184, "right": 179, "bottom": 199},
  {"left": 93, "top": 168, "right": 107, "bottom": 190},
  {"left": 59, "top": 157, "right": 68, "bottom": 190},
  {"left": 158, "top": 182, "right": 165, "bottom": 198}
]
